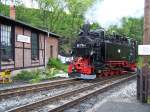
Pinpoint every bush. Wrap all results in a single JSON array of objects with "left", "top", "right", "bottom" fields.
[
  {"left": 44, "top": 68, "right": 60, "bottom": 78},
  {"left": 14, "top": 70, "right": 33, "bottom": 81},
  {"left": 47, "top": 58, "right": 63, "bottom": 69},
  {"left": 30, "top": 77, "right": 41, "bottom": 83},
  {"left": 47, "top": 58, "right": 68, "bottom": 73},
  {"left": 14, "top": 58, "right": 68, "bottom": 83},
  {"left": 137, "top": 57, "right": 143, "bottom": 68},
  {"left": 14, "top": 70, "right": 41, "bottom": 82},
  {"left": 62, "top": 65, "right": 68, "bottom": 73}
]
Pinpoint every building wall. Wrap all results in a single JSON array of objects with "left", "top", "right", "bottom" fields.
[
  {"left": 1, "top": 24, "right": 58, "bottom": 71},
  {"left": 15, "top": 26, "right": 24, "bottom": 68},
  {"left": 45, "top": 36, "right": 59, "bottom": 65}
]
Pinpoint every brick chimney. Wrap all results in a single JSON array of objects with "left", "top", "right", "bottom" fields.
[{"left": 10, "top": 0, "right": 16, "bottom": 19}]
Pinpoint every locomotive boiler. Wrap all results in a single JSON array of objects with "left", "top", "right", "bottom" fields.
[{"left": 68, "top": 24, "right": 137, "bottom": 79}]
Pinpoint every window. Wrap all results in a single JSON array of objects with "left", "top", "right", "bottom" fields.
[
  {"left": 31, "top": 32, "right": 39, "bottom": 60},
  {"left": 50, "top": 45, "right": 53, "bottom": 58},
  {"left": 1, "top": 24, "right": 13, "bottom": 61}
]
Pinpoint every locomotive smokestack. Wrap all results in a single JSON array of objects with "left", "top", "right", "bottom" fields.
[
  {"left": 10, "top": 0, "right": 16, "bottom": 19},
  {"left": 81, "top": 24, "right": 90, "bottom": 36}
]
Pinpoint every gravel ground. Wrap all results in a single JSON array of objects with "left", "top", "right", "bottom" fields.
[
  {"left": 31, "top": 79, "right": 125, "bottom": 112},
  {"left": 0, "top": 81, "right": 92, "bottom": 112},
  {"left": 0, "top": 76, "right": 67, "bottom": 91},
  {"left": 0, "top": 76, "right": 136, "bottom": 112},
  {"left": 0, "top": 81, "right": 28, "bottom": 90},
  {"left": 65, "top": 79, "right": 136, "bottom": 112}
]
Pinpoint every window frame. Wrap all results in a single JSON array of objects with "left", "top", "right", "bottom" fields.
[
  {"left": 50, "top": 45, "right": 53, "bottom": 58},
  {"left": 0, "top": 24, "right": 14, "bottom": 62},
  {"left": 31, "top": 31, "right": 39, "bottom": 60}
]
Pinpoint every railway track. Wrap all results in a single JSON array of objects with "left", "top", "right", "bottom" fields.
[
  {"left": 7, "top": 74, "right": 136, "bottom": 112},
  {"left": 0, "top": 78, "right": 79, "bottom": 100}
]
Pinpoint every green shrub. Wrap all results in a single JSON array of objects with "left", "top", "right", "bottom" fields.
[
  {"left": 44, "top": 68, "right": 60, "bottom": 78},
  {"left": 14, "top": 70, "right": 33, "bottom": 81},
  {"left": 30, "top": 77, "right": 41, "bottom": 83},
  {"left": 44, "top": 69, "right": 54, "bottom": 78},
  {"left": 31, "top": 69, "right": 41, "bottom": 77},
  {"left": 14, "top": 59, "right": 69, "bottom": 82},
  {"left": 47, "top": 58, "right": 63, "bottom": 69},
  {"left": 47, "top": 58, "right": 68, "bottom": 73},
  {"left": 137, "top": 57, "right": 143, "bottom": 68},
  {"left": 62, "top": 65, "right": 68, "bottom": 73},
  {"left": 14, "top": 70, "right": 42, "bottom": 82}
]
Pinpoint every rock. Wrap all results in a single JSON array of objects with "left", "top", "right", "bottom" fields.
[{"left": 65, "top": 108, "right": 81, "bottom": 112}]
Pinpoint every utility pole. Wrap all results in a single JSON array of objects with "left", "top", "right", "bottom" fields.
[
  {"left": 0, "top": 0, "right": 1, "bottom": 14},
  {"left": 144, "top": 1, "right": 150, "bottom": 48},
  {"left": 141, "top": 0, "right": 150, "bottom": 103}
]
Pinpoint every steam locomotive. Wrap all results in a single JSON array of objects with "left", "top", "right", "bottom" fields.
[{"left": 68, "top": 24, "right": 137, "bottom": 79}]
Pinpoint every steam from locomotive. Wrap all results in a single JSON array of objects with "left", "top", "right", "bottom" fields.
[{"left": 68, "top": 24, "right": 137, "bottom": 79}]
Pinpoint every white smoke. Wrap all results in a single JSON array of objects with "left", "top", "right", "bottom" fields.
[{"left": 85, "top": 0, "right": 144, "bottom": 28}]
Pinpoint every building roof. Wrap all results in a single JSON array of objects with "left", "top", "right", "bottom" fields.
[{"left": 0, "top": 15, "right": 60, "bottom": 38}]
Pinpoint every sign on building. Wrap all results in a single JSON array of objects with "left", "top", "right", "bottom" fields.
[
  {"left": 138, "top": 45, "right": 150, "bottom": 55},
  {"left": 17, "top": 35, "right": 31, "bottom": 43}
]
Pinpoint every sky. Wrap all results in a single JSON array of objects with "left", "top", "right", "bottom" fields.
[
  {"left": 2, "top": 0, "right": 144, "bottom": 28},
  {"left": 85, "top": 0, "right": 144, "bottom": 28},
  {"left": 1, "top": 0, "right": 38, "bottom": 8},
  {"left": 21, "top": 0, "right": 38, "bottom": 8}
]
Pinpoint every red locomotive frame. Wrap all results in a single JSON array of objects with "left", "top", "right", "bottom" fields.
[{"left": 68, "top": 57, "right": 136, "bottom": 78}]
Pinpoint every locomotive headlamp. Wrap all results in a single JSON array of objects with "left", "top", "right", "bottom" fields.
[
  {"left": 77, "top": 44, "right": 86, "bottom": 48},
  {"left": 90, "top": 50, "right": 94, "bottom": 55},
  {"left": 118, "top": 49, "right": 121, "bottom": 53}
]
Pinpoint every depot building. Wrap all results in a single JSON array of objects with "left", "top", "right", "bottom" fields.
[{"left": 0, "top": 5, "right": 59, "bottom": 72}]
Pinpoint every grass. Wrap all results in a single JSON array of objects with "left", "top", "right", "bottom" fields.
[
  {"left": 137, "top": 57, "right": 143, "bottom": 68},
  {"left": 147, "top": 96, "right": 150, "bottom": 104},
  {"left": 137, "top": 56, "right": 150, "bottom": 68}
]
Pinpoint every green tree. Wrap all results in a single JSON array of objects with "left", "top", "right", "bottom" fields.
[
  {"left": 121, "top": 17, "right": 143, "bottom": 42},
  {"left": 0, "top": 1, "right": 9, "bottom": 16},
  {"left": 90, "top": 22, "right": 101, "bottom": 30},
  {"left": 0, "top": 0, "right": 96, "bottom": 53},
  {"left": 107, "top": 17, "right": 143, "bottom": 43}
]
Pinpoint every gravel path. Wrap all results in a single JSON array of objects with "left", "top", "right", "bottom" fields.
[{"left": 65, "top": 79, "right": 136, "bottom": 112}]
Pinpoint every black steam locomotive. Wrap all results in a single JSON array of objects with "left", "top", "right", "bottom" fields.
[{"left": 68, "top": 24, "right": 137, "bottom": 79}]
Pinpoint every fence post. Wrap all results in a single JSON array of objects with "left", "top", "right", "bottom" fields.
[
  {"left": 137, "top": 68, "right": 141, "bottom": 100},
  {"left": 140, "top": 64, "right": 149, "bottom": 103}
]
